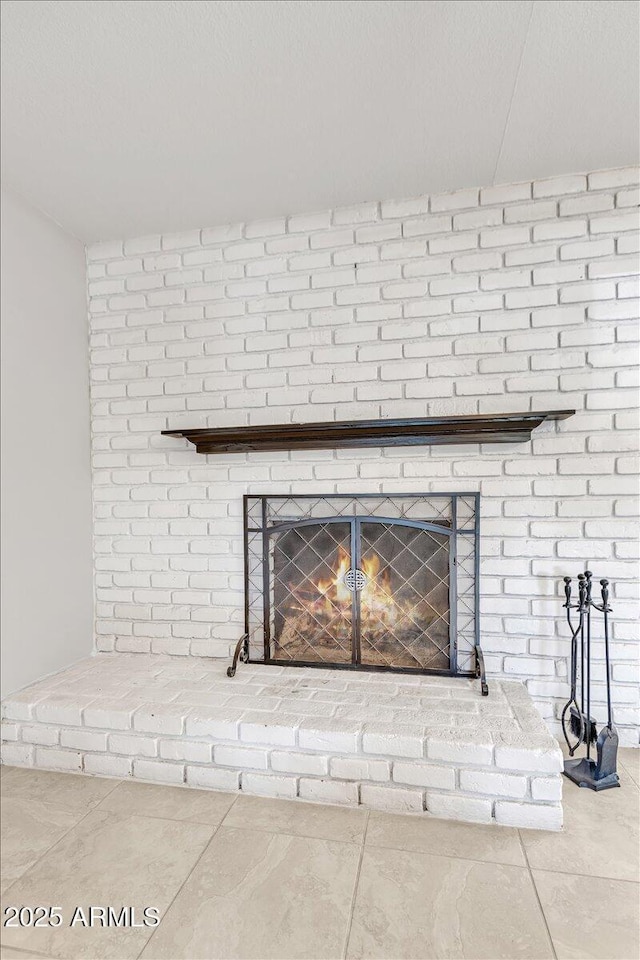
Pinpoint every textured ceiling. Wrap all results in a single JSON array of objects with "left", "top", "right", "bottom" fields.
[{"left": 1, "top": 0, "right": 638, "bottom": 242}]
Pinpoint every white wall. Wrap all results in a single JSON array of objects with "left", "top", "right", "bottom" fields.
[
  {"left": 1, "top": 187, "right": 93, "bottom": 696},
  {"left": 86, "top": 166, "right": 640, "bottom": 745}
]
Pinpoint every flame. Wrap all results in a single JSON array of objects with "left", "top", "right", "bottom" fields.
[
  {"left": 316, "top": 545, "right": 351, "bottom": 604},
  {"left": 277, "top": 538, "right": 448, "bottom": 668},
  {"left": 289, "top": 544, "right": 403, "bottom": 632}
]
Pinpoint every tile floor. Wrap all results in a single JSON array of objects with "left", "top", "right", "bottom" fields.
[{"left": 0, "top": 748, "right": 638, "bottom": 960}]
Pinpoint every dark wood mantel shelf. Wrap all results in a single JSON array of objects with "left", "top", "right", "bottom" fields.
[{"left": 161, "top": 410, "right": 575, "bottom": 454}]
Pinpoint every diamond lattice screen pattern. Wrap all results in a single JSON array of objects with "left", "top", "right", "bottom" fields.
[
  {"left": 358, "top": 522, "right": 450, "bottom": 669},
  {"left": 246, "top": 494, "right": 477, "bottom": 675}
]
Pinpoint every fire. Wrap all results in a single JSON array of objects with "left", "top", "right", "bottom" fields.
[
  {"left": 275, "top": 538, "right": 448, "bottom": 667},
  {"left": 316, "top": 544, "right": 351, "bottom": 604},
  {"left": 290, "top": 544, "right": 401, "bottom": 630}
]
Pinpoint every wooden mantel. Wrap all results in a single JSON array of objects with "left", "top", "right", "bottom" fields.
[{"left": 161, "top": 410, "right": 575, "bottom": 454}]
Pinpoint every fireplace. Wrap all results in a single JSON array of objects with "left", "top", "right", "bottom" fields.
[{"left": 235, "top": 494, "right": 485, "bottom": 687}]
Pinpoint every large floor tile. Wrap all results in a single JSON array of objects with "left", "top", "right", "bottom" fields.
[
  {"left": 522, "top": 775, "right": 640, "bottom": 882},
  {"left": 0, "top": 808, "right": 214, "bottom": 959},
  {"left": 0, "top": 768, "right": 118, "bottom": 813},
  {"left": 347, "top": 846, "right": 553, "bottom": 959},
  {"left": 224, "top": 793, "right": 368, "bottom": 843},
  {"left": 618, "top": 747, "right": 639, "bottom": 788},
  {"left": 97, "top": 780, "right": 237, "bottom": 825},
  {"left": 533, "top": 870, "right": 640, "bottom": 960},
  {"left": 0, "top": 766, "right": 20, "bottom": 786},
  {"left": 0, "top": 798, "right": 80, "bottom": 893},
  {"left": 366, "top": 810, "right": 525, "bottom": 866},
  {"left": 140, "top": 825, "right": 360, "bottom": 959}
]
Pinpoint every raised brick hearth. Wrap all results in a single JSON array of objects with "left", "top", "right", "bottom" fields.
[{"left": 1, "top": 653, "right": 563, "bottom": 829}]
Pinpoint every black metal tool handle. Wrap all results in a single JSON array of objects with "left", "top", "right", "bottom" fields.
[
  {"left": 561, "top": 575, "right": 587, "bottom": 756},
  {"left": 600, "top": 578, "right": 610, "bottom": 611},
  {"left": 564, "top": 575, "right": 580, "bottom": 633},
  {"left": 584, "top": 571, "right": 593, "bottom": 759},
  {"left": 561, "top": 602, "right": 585, "bottom": 755},
  {"left": 577, "top": 573, "right": 586, "bottom": 722},
  {"left": 601, "top": 579, "right": 613, "bottom": 730}
]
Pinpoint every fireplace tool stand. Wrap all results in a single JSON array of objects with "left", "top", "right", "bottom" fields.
[{"left": 561, "top": 571, "right": 620, "bottom": 791}]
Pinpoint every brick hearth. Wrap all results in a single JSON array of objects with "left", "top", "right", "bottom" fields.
[{"left": 1, "top": 654, "right": 563, "bottom": 829}]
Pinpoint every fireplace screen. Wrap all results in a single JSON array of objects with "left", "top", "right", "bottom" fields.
[{"left": 241, "top": 494, "right": 480, "bottom": 678}]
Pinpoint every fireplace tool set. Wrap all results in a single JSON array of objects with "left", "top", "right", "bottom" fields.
[{"left": 561, "top": 570, "right": 620, "bottom": 791}]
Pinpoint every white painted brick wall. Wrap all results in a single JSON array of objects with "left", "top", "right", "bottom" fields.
[{"left": 86, "top": 167, "right": 640, "bottom": 746}]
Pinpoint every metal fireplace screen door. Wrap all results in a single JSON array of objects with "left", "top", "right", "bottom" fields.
[
  {"left": 268, "top": 515, "right": 454, "bottom": 673},
  {"left": 229, "top": 494, "right": 486, "bottom": 693}
]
